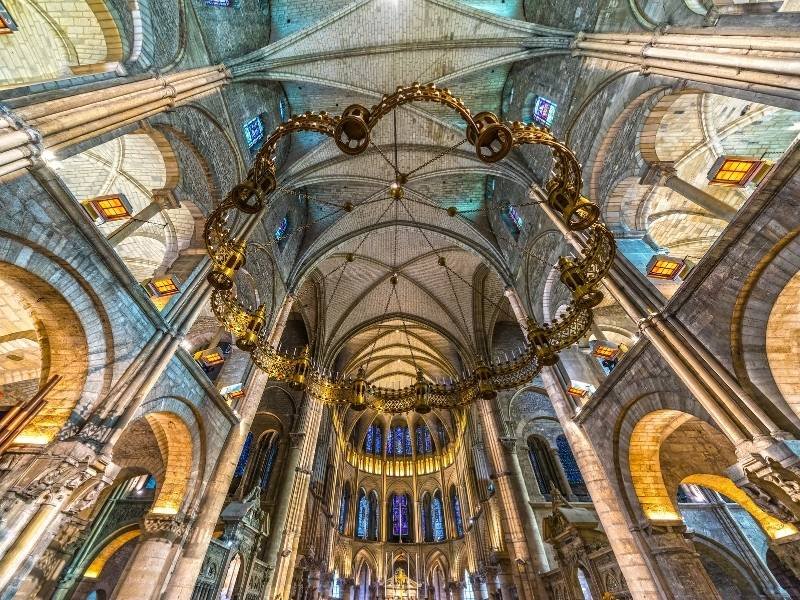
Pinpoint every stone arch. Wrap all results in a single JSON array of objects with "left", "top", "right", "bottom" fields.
[
  {"left": 627, "top": 408, "right": 797, "bottom": 540},
  {"left": 0, "top": 0, "right": 123, "bottom": 88},
  {"left": 0, "top": 258, "right": 94, "bottom": 445},
  {"left": 692, "top": 534, "right": 768, "bottom": 600},
  {"left": 732, "top": 231, "right": 800, "bottom": 431},
  {"left": 113, "top": 403, "right": 200, "bottom": 516}
]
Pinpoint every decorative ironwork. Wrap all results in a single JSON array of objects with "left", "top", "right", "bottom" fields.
[{"left": 203, "top": 83, "right": 617, "bottom": 413}]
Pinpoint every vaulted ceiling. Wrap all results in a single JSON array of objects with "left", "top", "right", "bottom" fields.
[{"left": 236, "top": 0, "right": 575, "bottom": 387}]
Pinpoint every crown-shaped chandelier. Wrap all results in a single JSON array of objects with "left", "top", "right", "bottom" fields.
[{"left": 203, "top": 83, "right": 616, "bottom": 413}]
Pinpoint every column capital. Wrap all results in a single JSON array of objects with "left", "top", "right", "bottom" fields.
[{"left": 141, "top": 512, "right": 187, "bottom": 542}]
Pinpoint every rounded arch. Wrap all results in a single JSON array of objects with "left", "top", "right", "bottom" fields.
[
  {"left": 0, "top": 0, "right": 123, "bottom": 89},
  {"left": 0, "top": 259, "right": 92, "bottom": 445},
  {"left": 628, "top": 408, "right": 797, "bottom": 540}
]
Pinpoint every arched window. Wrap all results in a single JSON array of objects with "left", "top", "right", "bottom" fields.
[
  {"left": 431, "top": 491, "right": 445, "bottom": 541},
  {"left": 339, "top": 483, "right": 351, "bottom": 534},
  {"left": 421, "top": 493, "right": 432, "bottom": 542},
  {"left": 364, "top": 424, "right": 383, "bottom": 455},
  {"left": 389, "top": 426, "right": 412, "bottom": 457},
  {"left": 556, "top": 434, "right": 589, "bottom": 500},
  {"left": 416, "top": 425, "right": 433, "bottom": 455},
  {"left": 528, "top": 436, "right": 566, "bottom": 498},
  {"left": 356, "top": 490, "right": 369, "bottom": 539},
  {"left": 390, "top": 493, "right": 410, "bottom": 542},
  {"left": 368, "top": 491, "right": 380, "bottom": 541},
  {"left": 437, "top": 422, "right": 448, "bottom": 447},
  {"left": 577, "top": 567, "right": 594, "bottom": 600},
  {"left": 450, "top": 486, "right": 464, "bottom": 537},
  {"left": 228, "top": 431, "right": 254, "bottom": 495},
  {"left": 259, "top": 440, "right": 278, "bottom": 490}
]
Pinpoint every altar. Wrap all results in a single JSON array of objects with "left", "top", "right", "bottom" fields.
[{"left": 384, "top": 568, "right": 418, "bottom": 600}]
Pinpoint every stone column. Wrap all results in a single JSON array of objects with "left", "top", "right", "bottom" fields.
[
  {"left": 474, "top": 397, "right": 548, "bottom": 600},
  {"left": 573, "top": 31, "right": 800, "bottom": 105},
  {"left": 539, "top": 366, "right": 665, "bottom": 599},
  {"left": 115, "top": 513, "right": 186, "bottom": 600},
  {"left": 162, "top": 370, "right": 269, "bottom": 600},
  {"left": 472, "top": 574, "right": 488, "bottom": 600},
  {"left": 641, "top": 162, "right": 736, "bottom": 221},
  {"left": 0, "top": 67, "right": 231, "bottom": 181},
  {"left": 342, "top": 577, "right": 355, "bottom": 600},
  {"left": 264, "top": 395, "right": 325, "bottom": 600}
]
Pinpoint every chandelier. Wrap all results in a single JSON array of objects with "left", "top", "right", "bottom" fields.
[{"left": 203, "top": 83, "right": 616, "bottom": 413}]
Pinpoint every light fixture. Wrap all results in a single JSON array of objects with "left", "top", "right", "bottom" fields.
[
  {"left": 707, "top": 156, "right": 772, "bottom": 188},
  {"left": 567, "top": 386, "right": 589, "bottom": 399},
  {"left": 646, "top": 255, "right": 688, "bottom": 281},
  {"left": 82, "top": 195, "right": 133, "bottom": 224},
  {"left": 591, "top": 343, "right": 619, "bottom": 360},
  {"left": 146, "top": 274, "right": 181, "bottom": 297},
  {"left": 195, "top": 348, "right": 224, "bottom": 368}
]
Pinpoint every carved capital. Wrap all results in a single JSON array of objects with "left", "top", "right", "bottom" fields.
[
  {"left": 289, "top": 431, "right": 306, "bottom": 449},
  {"left": 498, "top": 437, "right": 517, "bottom": 452},
  {"left": 727, "top": 440, "right": 800, "bottom": 525},
  {"left": 141, "top": 513, "right": 186, "bottom": 541}
]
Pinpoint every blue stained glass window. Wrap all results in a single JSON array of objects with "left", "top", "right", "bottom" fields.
[
  {"left": 357, "top": 492, "right": 369, "bottom": 539},
  {"left": 404, "top": 427, "right": 412, "bottom": 455},
  {"left": 556, "top": 435, "right": 583, "bottom": 485},
  {"left": 374, "top": 427, "right": 382, "bottom": 454},
  {"left": 437, "top": 422, "right": 448, "bottom": 447},
  {"left": 364, "top": 426, "right": 374, "bottom": 454},
  {"left": 339, "top": 484, "right": 350, "bottom": 534},
  {"left": 243, "top": 116, "right": 265, "bottom": 149},
  {"left": 421, "top": 500, "right": 431, "bottom": 542},
  {"left": 508, "top": 206, "right": 524, "bottom": 231},
  {"left": 532, "top": 96, "right": 557, "bottom": 128},
  {"left": 451, "top": 488, "right": 464, "bottom": 537},
  {"left": 279, "top": 98, "right": 288, "bottom": 121},
  {"left": 387, "top": 427, "right": 394, "bottom": 454},
  {"left": 416, "top": 426, "right": 432, "bottom": 455},
  {"left": 275, "top": 216, "right": 289, "bottom": 242},
  {"left": 260, "top": 441, "right": 278, "bottom": 490},
  {"left": 431, "top": 494, "right": 445, "bottom": 541},
  {"left": 393, "top": 427, "right": 404, "bottom": 457},
  {"left": 392, "top": 494, "right": 409, "bottom": 538},
  {"left": 144, "top": 474, "right": 157, "bottom": 490},
  {"left": 234, "top": 432, "right": 254, "bottom": 477}
]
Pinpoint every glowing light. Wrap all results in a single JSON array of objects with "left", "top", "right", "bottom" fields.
[
  {"left": 532, "top": 96, "right": 557, "bottom": 128},
  {"left": 12, "top": 433, "right": 49, "bottom": 445},
  {"left": 646, "top": 255, "right": 686, "bottom": 281}
]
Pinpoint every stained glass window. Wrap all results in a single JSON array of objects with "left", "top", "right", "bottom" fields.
[
  {"left": 364, "top": 426, "right": 374, "bottom": 453},
  {"left": 387, "top": 427, "right": 394, "bottom": 455},
  {"left": 364, "top": 424, "right": 383, "bottom": 455},
  {"left": 275, "top": 216, "right": 289, "bottom": 242},
  {"left": 431, "top": 493, "right": 445, "bottom": 541},
  {"left": 556, "top": 435, "right": 583, "bottom": 485},
  {"left": 144, "top": 474, "right": 157, "bottom": 490},
  {"left": 421, "top": 495, "right": 432, "bottom": 542},
  {"left": 394, "top": 427, "right": 403, "bottom": 457},
  {"left": 437, "top": 422, "right": 448, "bottom": 447},
  {"left": 451, "top": 487, "right": 464, "bottom": 537},
  {"left": 508, "top": 206, "right": 524, "bottom": 231},
  {"left": 243, "top": 116, "right": 265, "bottom": 149},
  {"left": 260, "top": 440, "right": 278, "bottom": 490},
  {"left": 357, "top": 491, "right": 369, "bottom": 539},
  {"left": 404, "top": 427, "right": 412, "bottom": 455},
  {"left": 339, "top": 484, "right": 350, "bottom": 534},
  {"left": 532, "top": 96, "right": 557, "bottom": 128},
  {"left": 279, "top": 98, "right": 288, "bottom": 121},
  {"left": 368, "top": 492, "right": 379, "bottom": 540},
  {"left": 392, "top": 494, "right": 409, "bottom": 538},
  {"left": 205, "top": 0, "right": 232, "bottom": 5},
  {"left": 234, "top": 432, "right": 254, "bottom": 477},
  {"left": 416, "top": 425, "right": 432, "bottom": 455}
]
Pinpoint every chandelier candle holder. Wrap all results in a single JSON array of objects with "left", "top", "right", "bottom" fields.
[{"left": 203, "top": 83, "right": 617, "bottom": 413}]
